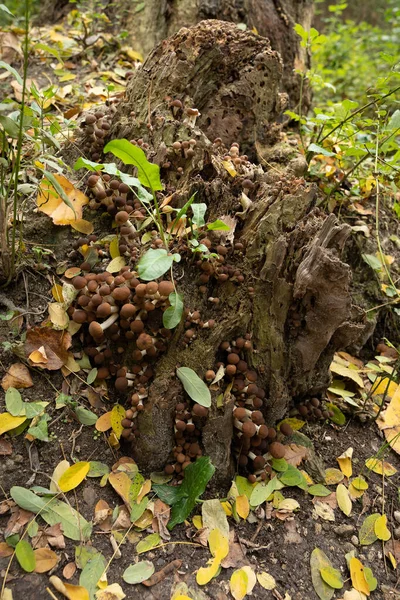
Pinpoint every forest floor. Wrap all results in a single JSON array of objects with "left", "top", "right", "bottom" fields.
[{"left": 1, "top": 11, "right": 400, "bottom": 600}]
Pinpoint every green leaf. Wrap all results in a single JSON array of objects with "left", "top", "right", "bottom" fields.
[
  {"left": 5, "top": 387, "right": 23, "bottom": 416},
  {"left": 87, "top": 368, "right": 98, "bottom": 385},
  {"left": 103, "top": 139, "right": 163, "bottom": 191},
  {"left": 359, "top": 513, "right": 380, "bottom": 546},
  {"left": 130, "top": 496, "right": 149, "bottom": 523},
  {"left": 137, "top": 248, "right": 173, "bottom": 281},
  {"left": 310, "top": 548, "right": 335, "bottom": 600},
  {"left": 191, "top": 203, "right": 207, "bottom": 228},
  {"left": 176, "top": 367, "right": 211, "bottom": 407},
  {"left": 87, "top": 462, "right": 110, "bottom": 478},
  {"left": 136, "top": 533, "right": 161, "bottom": 554},
  {"left": 364, "top": 567, "right": 377, "bottom": 592},
  {"left": 250, "top": 477, "right": 283, "bottom": 507},
  {"left": 33, "top": 43, "right": 62, "bottom": 62},
  {"left": 75, "top": 406, "right": 98, "bottom": 426},
  {"left": 153, "top": 456, "right": 215, "bottom": 529},
  {"left": 10, "top": 487, "right": 47, "bottom": 513},
  {"left": 79, "top": 552, "right": 106, "bottom": 600},
  {"left": 307, "top": 143, "right": 335, "bottom": 157},
  {"left": 15, "top": 540, "right": 35, "bottom": 573},
  {"left": 362, "top": 253, "right": 382, "bottom": 271},
  {"left": 163, "top": 292, "right": 183, "bottom": 329},
  {"left": 0, "top": 115, "right": 20, "bottom": 138},
  {"left": 28, "top": 414, "right": 50, "bottom": 442},
  {"left": 279, "top": 465, "right": 308, "bottom": 489},
  {"left": 74, "top": 157, "right": 104, "bottom": 171},
  {"left": 123, "top": 561, "right": 155, "bottom": 584},
  {"left": 75, "top": 545, "right": 99, "bottom": 569},
  {"left": 325, "top": 403, "right": 346, "bottom": 426},
  {"left": 207, "top": 219, "right": 230, "bottom": 231},
  {"left": 42, "top": 498, "right": 92, "bottom": 541},
  {"left": 271, "top": 458, "right": 288, "bottom": 472},
  {"left": 0, "top": 61, "right": 22, "bottom": 85},
  {"left": 387, "top": 109, "right": 400, "bottom": 131},
  {"left": 308, "top": 484, "right": 331, "bottom": 497},
  {"left": 25, "top": 402, "right": 48, "bottom": 419},
  {"left": 0, "top": 4, "right": 14, "bottom": 16},
  {"left": 319, "top": 566, "right": 343, "bottom": 590}
]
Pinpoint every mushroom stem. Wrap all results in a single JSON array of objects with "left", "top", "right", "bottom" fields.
[{"left": 100, "top": 312, "right": 119, "bottom": 331}]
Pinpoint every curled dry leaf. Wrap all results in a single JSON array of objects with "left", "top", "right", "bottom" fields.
[
  {"left": 95, "top": 583, "right": 126, "bottom": 600},
  {"left": 25, "top": 327, "right": 72, "bottom": 370},
  {"left": 49, "top": 575, "right": 89, "bottom": 600},
  {"left": 283, "top": 443, "right": 309, "bottom": 466},
  {"left": 1, "top": 363, "right": 33, "bottom": 391},
  {"left": 0, "top": 439, "right": 13, "bottom": 456},
  {"left": 376, "top": 385, "right": 400, "bottom": 454},
  {"left": 37, "top": 174, "right": 89, "bottom": 226}
]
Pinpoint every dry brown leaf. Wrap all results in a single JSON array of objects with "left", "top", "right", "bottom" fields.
[
  {"left": 1, "top": 362, "right": 33, "bottom": 391},
  {"left": 5, "top": 507, "right": 33, "bottom": 539},
  {"left": 152, "top": 499, "right": 171, "bottom": 540},
  {"left": 112, "top": 505, "right": 131, "bottom": 531},
  {"left": 0, "top": 32, "right": 22, "bottom": 62},
  {"left": 37, "top": 175, "right": 89, "bottom": 226},
  {"left": 221, "top": 531, "right": 245, "bottom": 568},
  {"left": 33, "top": 523, "right": 66, "bottom": 550},
  {"left": 283, "top": 443, "right": 309, "bottom": 466},
  {"left": 385, "top": 539, "right": 400, "bottom": 562},
  {"left": 313, "top": 491, "right": 338, "bottom": 509},
  {"left": 0, "top": 499, "right": 14, "bottom": 515},
  {"left": 0, "top": 439, "right": 12, "bottom": 455},
  {"left": 34, "top": 547, "right": 60, "bottom": 573},
  {"left": 63, "top": 562, "right": 77, "bottom": 580},
  {"left": 0, "top": 542, "right": 14, "bottom": 558},
  {"left": 94, "top": 499, "right": 112, "bottom": 532},
  {"left": 111, "top": 456, "right": 136, "bottom": 472},
  {"left": 25, "top": 327, "right": 72, "bottom": 370}
]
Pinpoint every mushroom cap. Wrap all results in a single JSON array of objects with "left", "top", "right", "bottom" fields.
[
  {"left": 226, "top": 364, "right": 237, "bottom": 377},
  {"left": 252, "top": 455, "right": 266, "bottom": 470},
  {"left": 72, "top": 309, "right": 87, "bottom": 323},
  {"left": 146, "top": 281, "right": 158, "bottom": 295},
  {"left": 115, "top": 211, "right": 130, "bottom": 225},
  {"left": 192, "top": 404, "right": 208, "bottom": 418},
  {"left": 115, "top": 377, "right": 129, "bottom": 392},
  {"left": 120, "top": 303, "right": 137, "bottom": 319},
  {"left": 251, "top": 410, "right": 264, "bottom": 425},
  {"left": 233, "top": 407, "right": 247, "bottom": 421},
  {"left": 267, "top": 428, "right": 277, "bottom": 440},
  {"left": 158, "top": 280, "right": 174, "bottom": 297},
  {"left": 242, "top": 421, "right": 257, "bottom": 438},
  {"left": 246, "top": 370, "right": 258, "bottom": 382},
  {"left": 97, "top": 302, "right": 112, "bottom": 318},
  {"left": 89, "top": 321, "right": 104, "bottom": 339},
  {"left": 175, "top": 420, "right": 186, "bottom": 431},
  {"left": 280, "top": 423, "right": 293, "bottom": 437},
  {"left": 227, "top": 353, "right": 240, "bottom": 365},
  {"left": 247, "top": 383, "right": 258, "bottom": 396},
  {"left": 130, "top": 319, "right": 145, "bottom": 334},
  {"left": 257, "top": 424, "right": 269, "bottom": 439},
  {"left": 112, "top": 286, "right": 131, "bottom": 302},
  {"left": 136, "top": 333, "right": 154, "bottom": 350},
  {"left": 72, "top": 276, "right": 87, "bottom": 290},
  {"left": 269, "top": 441, "right": 286, "bottom": 459}
]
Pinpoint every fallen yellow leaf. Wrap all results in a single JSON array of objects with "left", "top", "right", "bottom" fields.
[
  {"left": 337, "top": 447, "right": 353, "bottom": 478},
  {"left": 349, "top": 557, "right": 370, "bottom": 596},
  {"left": 0, "top": 413, "right": 26, "bottom": 435},
  {"left": 374, "top": 514, "right": 391, "bottom": 541},
  {"left": 235, "top": 495, "right": 250, "bottom": 519},
  {"left": 58, "top": 461, "right": 90, "bottom": 493},
  {"left": 230, "top": 568, "right": 249, "bottom": 600}
]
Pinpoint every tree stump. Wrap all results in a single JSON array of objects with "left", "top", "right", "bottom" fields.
[{"left": 70, "top": 21, "right": 365, "bottom": 483}]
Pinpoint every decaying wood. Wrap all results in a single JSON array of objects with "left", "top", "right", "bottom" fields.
[{"left": 79, "top": 21, "right": 365, "bottom": 480}]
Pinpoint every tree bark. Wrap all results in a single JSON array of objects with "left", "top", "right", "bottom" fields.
[
  {"left": 120, "top": 0, "right": 314, "bottom": 109},
  {"left": 62, "top": 21, "right": 365, "bottom": 484},
  {"left": 82, "top": 21, "right": 363, "bottom": 481}
]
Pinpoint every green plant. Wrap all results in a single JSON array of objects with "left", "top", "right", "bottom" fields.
[{"left": 75, "top": 139, "right": 230, "bottom": 330}]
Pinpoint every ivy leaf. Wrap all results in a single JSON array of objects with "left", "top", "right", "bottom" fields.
[
  {"left": 163, "top": 292, "right": 183, "bottom": 329},
  {"left": 176, "top": 367, "right": 211, "bottom": 407},
  {"left": 153, "top": 456, "right": 215, "bottom": 529},
  {"left": 5, "top": 387, "right": 24, "bottom": 416},
  {"left": 137, "top": 248, "right": 174, "bottom": 280},
  {"left": 103, "top": 139, "right": 163, "bottom": 191}
]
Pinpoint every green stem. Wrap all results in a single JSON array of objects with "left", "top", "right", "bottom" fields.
[{"left": 7, "top": 0, "right": 30, "bottom": 283}]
